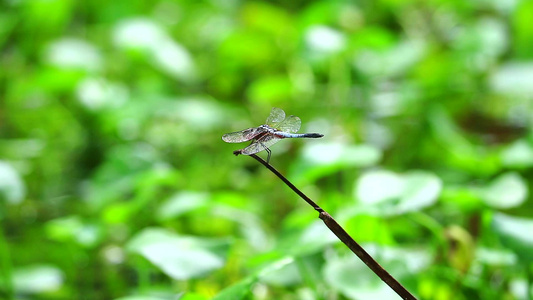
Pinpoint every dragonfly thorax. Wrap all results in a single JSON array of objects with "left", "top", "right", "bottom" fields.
[{"left": 259, "top": 124, "right": 277, "bottom": 132}]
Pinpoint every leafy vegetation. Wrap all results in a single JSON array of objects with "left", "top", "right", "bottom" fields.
[{"left": 1, "top": 0, "right": 533, "bottom": 299}]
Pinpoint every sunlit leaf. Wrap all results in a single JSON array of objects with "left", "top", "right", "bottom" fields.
[
  {"left": 169, "top": 98, "right": 227, "bottom": 131},
  {"left": 113, "top": 18, "right": 167, "bottom": 49},
  {"left": 481, "top": 172, "right": 527, "bottom": 208},
  {"left": 305, "top": 25, "right": 346, "bottom": 54},
  {"left": 211, "top": 205, "right": 270, "bottom": 251},
  {"left": 115, "top": 297, "right": 164, "bottom": 300},
  {"left": 490, "top": 62, "right": 533, "bottom": 96},
  {"left": 127, "top": 228, "right": 231, "bottom": 280},
  {"left": 475, "top": 247, "right": 516, "bottom": 266},
  {"left": 356, "top": 170, "right": 403, "bottom": 205},
  {"left": 259, "top": 258, "right": 301, "bottom": 287},
  {"left": 323, "top": 245, "right": 427, "bottom": 299},
  {"left": 213, "top": 258, "right": 294, "bottom": 300},
  {"left": 452, "top": 18, "right": 507, "bottom": 71},
  {"left": 303, "top": 143, "right": 381, "bottom": 167},
  {"left": 13, "top": 265, "right": 63, "bottom": 294},
  {"left": 292, "top": 143, "right": 382, "bottom": 183},
  {"left": 153, "top": 39, "right": 196, "bottom": 80},
  {"left": 115, "top": 292, "right": 184, "bottom": 300},
  {"left": 355, "top": 39, "right": 426, "bottom": 78},
  {"left": 257, "top": 257, "right": 298, "bottom": 284},
  {"left": 157, "top": 191, "right": 209, "bottom": 220},
  {"left": 287, "top": 220, "right": 338, "bottom": 255},
  {"left": 0, "top": 161, "right": 25, "bottom": 204},
  {"left": 396, "top": 171, "right": 443, "bottom": 213},
  {"left": 212, "top": 276, "right": 256, "bottom": 300},
  {"left": 491, "top": 213, "right": 533, "bottom": 262},
  {"left": 510, "top": 279, "right": 529, "bottom": 300},
  {"left": 113, "top": 18, "right": 195, "bottom": 80},
  {"left": 76, "top": 77, "right": 129, "bottom": 111},
  {"left": 355, "top": 170, "right": 442, "bottom": 215},
  {"left": 500, "top": 140, "right": 533, "bottom": 168},
  {"left": 45, "top": 216, "right": 102, "bottom": 247},
  {"left": 44, "top": 38, "right": 102, "bottom": 71}
]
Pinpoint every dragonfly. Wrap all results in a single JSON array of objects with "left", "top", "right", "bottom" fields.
[{"left": 222, "top": 107, "right": 324, "bottom": 163}]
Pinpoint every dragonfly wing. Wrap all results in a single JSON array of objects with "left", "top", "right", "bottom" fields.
[
  {"left": 274, "top": 115, "right": 301, "bottom": 133},
  {"left": 240, "top": 135, "right": 282, "bottom": 155},
  {"left": 265, "top": 107, "right": 286, "bottom": 127},
  {"left": 222, "top": 127, "right": 266, "bottom": 143}
]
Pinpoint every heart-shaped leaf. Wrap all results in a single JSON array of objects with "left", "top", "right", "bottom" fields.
[{"left": 127, "top": 228, "right": 231, "bottom": 280}]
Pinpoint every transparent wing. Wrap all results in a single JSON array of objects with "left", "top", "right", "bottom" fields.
[
  {"left": 265, "top": 107, "right": 286, "bottom": 127},
  {"left": 240, "top": 135, "right": 282, "bottom": 155},
  {"left": 222, "top": 127, "right": 266, "bottom": 143},
  {"left": 273, "top": 115, "right": 301, "bottom": 133}
]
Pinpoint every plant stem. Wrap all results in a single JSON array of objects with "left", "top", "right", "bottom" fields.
[
  {"left": 249, "top": 154, "right": 417, "bottom": 300},
  {"left": 527, "top": 263, "right": 532, "bottom": 300},
  {"left": 0, "top": 223, "right": 13, "bottom": 300}
]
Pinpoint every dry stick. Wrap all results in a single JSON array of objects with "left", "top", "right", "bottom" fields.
[{"left": 249, "top": 154, "right": 417, "bottom": 300}]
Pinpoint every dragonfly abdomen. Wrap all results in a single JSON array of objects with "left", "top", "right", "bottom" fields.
[{"left": 274, "top": 132, "right": 324, "bottom": 138}]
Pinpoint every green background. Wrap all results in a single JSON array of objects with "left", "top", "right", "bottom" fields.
[{"left": 1, "top": 0, "right": 533, "bottom": 299}]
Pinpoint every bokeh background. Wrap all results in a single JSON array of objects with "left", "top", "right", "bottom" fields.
[{"left": 2, "top": 0, "right": 533, "bottom": 299}]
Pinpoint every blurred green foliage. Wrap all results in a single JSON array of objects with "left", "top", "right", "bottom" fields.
[{"left": 1, "top": 0, "right": 533, "bottom": 299}]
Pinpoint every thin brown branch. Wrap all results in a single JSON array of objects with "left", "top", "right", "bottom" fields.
[{"left": 249, "top": 154, "right": 417, "bottom": 300}]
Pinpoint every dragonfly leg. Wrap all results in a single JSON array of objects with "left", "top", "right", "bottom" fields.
[
  {"left": 265, "top": 147, "right": 272, "bottom": 164},
  {"left": 258, "top": 140, "right": 272, "bottom": 164}
]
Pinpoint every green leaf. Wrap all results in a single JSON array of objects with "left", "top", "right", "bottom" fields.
[
  {"left": 0, "top": 161, "right": 25, "bottom": 204},
  {"left": 113, "top": 18, "right": 196, "bottom": 81},
  {"left": 303, "top": 143, "right": 381, "bottom": 167},
  {"left": 115, "top": 297, "right": 163, "bottom": 300},
  {"left": 323, "top": 245, "right": 427, "bottom": 299},
  {"left": 156, "top": 191, "right": 209, "bottom": 220},
  {"left": 114, "top": 292, "right": 185, "bottom": 300},
  {"left": 213, "top": 258, "right": 294, "bottom": 300},
  {"left": 475, "top": 247, "right": 516, "bottom": 266},
  {"left": 13, "top": 265, "right": 63, "bottom": 294},
  {"left": 355, "top": 170, "right": 442, "bottom": 215},
  {"left": 45, "top": 216, "right": 102, "bottom": 247},
  {"left": 259, "top": 258, "right": 301, "bottom": 287},
  {"left": 491, "top": 62, "right": 533, "bottom": 96},
  {"left": 284, "top": 220, "right": 338, "bottom": 256},
  {"left": 241, "top": 2, "right": 293, "bottom": 37},
  {"left": 513, "top": 0, "right": 533, "bottom": 58},
  {"left": 291, "top": 143, "right": 382, "bottom": 183},
  {"left": 45, "top": 38, "right": 102, "bottom": 72},
  {"left": 356, "top": 170, "right": 402, "bottom": 204},
  {"left": 491, "top": 213, "right": 533, "bottom": 262},
  {"left": 211, "top": 205, "right": 270, "bottom": 251},
  {"left": 305, "top": 25, "right": 346, "bottom": 55},
  {"left": 481, "top": 172, "right": 527, "bottom": 208},
  {"left": 440, "top": 185, "right": 483, "bottom": 212},
  {"left": 247, "top": 75, "right": 293, "bottom": 104},
  {"left": 127, "top": 228, "right": 231, "bottom": 280},
  {"left": 500, "top": 140, "right": 533, "bottom": 168},
  {"left": 212, "top": 276, "right": 256, "bottom": 300}
]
